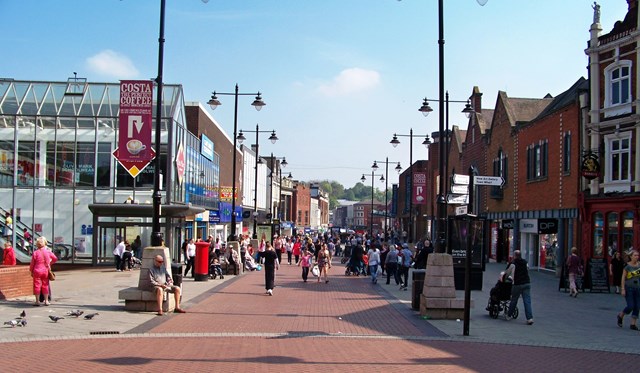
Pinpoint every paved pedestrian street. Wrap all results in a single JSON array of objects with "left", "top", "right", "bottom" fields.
[{"left": 1, "top": 259, "right": 639, "bottom": 372}]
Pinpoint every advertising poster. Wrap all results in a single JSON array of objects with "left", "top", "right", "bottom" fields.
[
  {"left": 113, "top": 80, "right": 155, "bottom": 177},
  {"left": 413, "top": 172, "right": 427, "bottom": 204}
]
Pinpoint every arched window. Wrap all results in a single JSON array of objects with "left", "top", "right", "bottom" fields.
[{"left": 607, "top": 212, "right": 619, "bottom": 257}]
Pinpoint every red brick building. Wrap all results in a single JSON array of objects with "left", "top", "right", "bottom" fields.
[{"left": 293, "top": 182, "right": 311, "bottom": 232}]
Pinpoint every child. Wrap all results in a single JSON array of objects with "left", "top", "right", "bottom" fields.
[
  {"left": 210, "top": 257, "right": 224, "bottom": 279},
  {"left": 299, "top": 248, "right": 313, "bottom": 282}
]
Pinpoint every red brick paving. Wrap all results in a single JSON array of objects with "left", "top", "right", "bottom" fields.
[{"left": 2, "top": 261, "right": 640, "bottom": 371}]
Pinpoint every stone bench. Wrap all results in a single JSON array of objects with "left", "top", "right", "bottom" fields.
[{"left": 118, "top": 246, "right": 177, "bottom": 313}]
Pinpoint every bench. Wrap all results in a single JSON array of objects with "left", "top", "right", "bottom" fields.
[{"left": 118, "top": 246, "right": 177, "bottom": 313}]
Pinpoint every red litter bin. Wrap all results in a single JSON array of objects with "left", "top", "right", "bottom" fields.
[{"left": 194, "top": 241, "right": 210, "bottom": 282}]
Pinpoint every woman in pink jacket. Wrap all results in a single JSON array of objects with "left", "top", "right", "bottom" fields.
[{"left": 29, "top": 237, "right": 57, "bottom": 306}]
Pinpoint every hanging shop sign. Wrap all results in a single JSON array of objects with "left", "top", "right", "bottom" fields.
[{"left": 581, "top": 152, "right": 600, "bottom": 180}]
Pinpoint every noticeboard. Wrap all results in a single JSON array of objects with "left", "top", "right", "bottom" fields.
[{"left": 586, "top": 258, "right": 610, "bottom": 293}]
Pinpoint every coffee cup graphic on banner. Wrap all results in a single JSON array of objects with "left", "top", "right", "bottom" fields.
[{"left": 126, "top": 139, "right": 146, "bottom": 155}]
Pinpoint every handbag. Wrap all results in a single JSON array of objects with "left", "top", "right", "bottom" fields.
[{"left": 48, "top": 269, "right": 56, "bottom": 281}]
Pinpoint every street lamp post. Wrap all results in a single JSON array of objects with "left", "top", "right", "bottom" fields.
[
  {"left": 207, "top": 85, "right": 265, "bottom": 242},
  {"left": 360, "top": 172, "right": 385, "bottom": 239},
  {"left": 371, "top": 158, "right": 402, "bottom": 239},
  {"left": 237, "top": 124, "right": 278, "bottom": 239},
  {"left": 390, "top": 130, "right": 431, "bottom": 243},
  {"left": 419, "top": 94, "right": 474, "bottom": 251},
  {"left": 267, "top": 153, "right": 287, "bottom": 222}
]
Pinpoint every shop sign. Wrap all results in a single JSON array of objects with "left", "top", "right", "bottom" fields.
[
  {"left": 113, "top": 80, "right": 155, "bottom": 177},
  {"left": 538, "top": 218, "right": 558, "bottom": 234},
  {"left": 201, "top": 134, "right": 214, "bottom": 161},
  {"left": 520, "top": 219, "right": 538, "bottom": 233},
  {"left": 413, "top": 172, "right": 427, "bottom": 204},
  {"left": 501, "top": 219, "right": 514, "bottom": 229},
  {"left": 175, "top": 143, "right": 186, "bottom": 185}
]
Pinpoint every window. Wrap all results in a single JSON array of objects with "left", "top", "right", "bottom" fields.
[
  {"left": 491, "top": 149, "right": 507, "bottom": 199},
  {"left": 604, "top": 133, "right": 631, "bottom": 192},
  {"left": 607, "top": 212, "right": 619, "bottom": 257},
  {"left": 604, "top": 60, "right": 632, "bottom": 117},
  {"left": 526, "top": 140, "right": 548, "bottom": 181},
  {"left": 563, "top": 132, "right": 571, "bottom": 174},
  {"left": 593, "top": 212, "right": 604, "bottom": 258}
]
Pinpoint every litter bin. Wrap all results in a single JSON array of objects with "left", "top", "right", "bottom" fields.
[
  {"left": 411, "top": 269, "right": 426, "bottom": 310},
  {"left": 171, "top": 262, "right": 183, "bottom": 287},
  {"left": 194, "top": 241, "right": 209, "bottom": 282}
]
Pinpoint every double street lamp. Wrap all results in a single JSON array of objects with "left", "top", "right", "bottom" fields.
[
  {"left": 207, "top": 85, "right": 265, "bottom": 242},
  {"left": 390, "top": 129, "right": 431, "bottom": 243},
  {"left": 360, "top": 172, "right": 385, "bottom": 239},
  {"left": 371, "top": 158, "right": 402, "bottom": 237},
  {"left": 237, "top": 124, "right": 278, "bottom": 239}
]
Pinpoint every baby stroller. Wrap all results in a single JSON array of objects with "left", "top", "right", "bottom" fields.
[
  {"left": 130, "top": 257, "right": 142, "bottom": 269},
  {"left": 344, "top": 258, "right": 365, "bottom": 276},
  {"left": 486, "top": 272, "right": 518, "bottom": 319}
]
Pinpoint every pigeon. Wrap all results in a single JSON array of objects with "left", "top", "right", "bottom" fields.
[
  {"left": 67, "top": 310, "right": 84, "bottom": 317},
  {"left": 19, "top": 319, "right": 27, "bottom": 327},
  {"left": 4, "top": 320, "right": 17, "bottom": 328},
  {"left": 84, "top": 313, "right": 99, "bottom": 320},
  {"left": 49, "top": 315, "right": 64, "bottom": 323},
  {"left": 19, "top": 310, "right": 26, "bottom": 318}
]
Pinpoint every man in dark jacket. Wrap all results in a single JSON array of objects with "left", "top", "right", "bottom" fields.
[{"left": 506, "top": 250, "right": 534, "bottom": 325}]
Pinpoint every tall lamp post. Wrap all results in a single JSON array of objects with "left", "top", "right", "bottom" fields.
[
  {"left": 371, "top": 158, "right": 402, "bottom": 238},
  {"left": 237, "top": 124, "right": 278, "bottom": 239},
  {"left": 207, "top": 85, "right": 265, "bottom": 242},
  {"left": 267, "top": 153, "right": 287, "bottom": 222},
  {"left": 360, "top": 172, "right": 385, "bottom": 239},
  {"left": 427, "top": 0, "right": 487, "bottom": 256},
  {"left": 390, "top": 129, "right": 431, "bottom": 243}
]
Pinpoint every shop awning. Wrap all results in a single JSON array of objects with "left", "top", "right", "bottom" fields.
[{"left": 88, "top": 203, "right": 205, "bottom": 218}]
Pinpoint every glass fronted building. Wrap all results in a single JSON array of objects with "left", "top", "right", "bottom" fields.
[{"left": 0, "top": 78, "right": 214, "bottom": 265}]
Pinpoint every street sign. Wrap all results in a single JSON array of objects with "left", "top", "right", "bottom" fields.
[
  {"left": 474, "top": 175, "right": 505, "bottom": 187},
  {"left": 450, "top": 184, "right": 468, "bottom": 195},
  {"left": 452, "top": 174, "right": 470, "bottom": 185},
  {"left": 455, "top": 205, "right": 468, "bottom": 216},
  {"left": 447, "top": 194, "right": 469, "bottom": 204}
]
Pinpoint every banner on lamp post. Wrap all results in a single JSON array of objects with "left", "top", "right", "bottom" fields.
[
  {"left": 113, "top": 80, "right": 155, "bottom": 178},
  {"left": 413, "top": 172, "right": 427, "bottom": 205}
]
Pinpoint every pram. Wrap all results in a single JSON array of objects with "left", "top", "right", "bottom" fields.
[
  {"left": 486, "top": 272, "right": 519, "bottom": 319},
  {"left": 344, "top": 257, "right": 366, "bottom": 276}
]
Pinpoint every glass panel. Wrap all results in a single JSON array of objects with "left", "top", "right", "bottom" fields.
[
  {"left": 607, "top": 212, "right": 619, "bottom": 257},
  {"left": 612, "top": 69, "right": 620, "bottom": 79},
  {"left": 76, "top": 142, "right": 95, "bottom": 187},
  {"left": 0, "top": 122, "right": 14, "bottom": 186},
  {"left": 56, "top": 142, "right": 75, "bottom": 187},
  {"left": 622, "top": 66, "right": 629, "bottom": 76},
  {"left": 612, "top": 82, "right": 620, "bottom": 104},
  {"left": 593, "top": 212, "right": 604, "bottom": 257},
  {"left": 622, "top": 78, "right": 630, "bottom": 103},
  {"left": 622, "top": 211, "right": 634, "bottom": 253},
  {"left": 17, "top": 140, "right": 36, "bottom": 186},
  {"left": 612, "top": 153, "right": 620, "bottom": 181},
  {"left": 96, "top": 142, "right": 111, "bottom": 188}
]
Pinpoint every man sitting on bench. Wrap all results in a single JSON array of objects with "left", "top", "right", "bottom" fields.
[{"left": 149, "top": 255, "right": 186, "bottom": 316}]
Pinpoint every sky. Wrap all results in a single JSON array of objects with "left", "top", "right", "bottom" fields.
[{"left": 0, "top": 0, "right": 630, "bottom": 189}]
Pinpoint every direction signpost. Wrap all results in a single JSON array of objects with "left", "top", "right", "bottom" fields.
[{"left": 473, "top": 175, "right": 505, "bottom": 187}]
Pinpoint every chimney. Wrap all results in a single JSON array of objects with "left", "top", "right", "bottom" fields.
[{"left": 470, "top": 86, "right": 482, "bottom": 113}]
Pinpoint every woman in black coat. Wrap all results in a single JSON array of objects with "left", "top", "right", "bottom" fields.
[{"left": 264, "top": 243, "right": 280, "bottom": 296}]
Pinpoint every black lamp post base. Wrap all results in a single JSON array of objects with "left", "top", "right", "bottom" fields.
[{"left": 151, "top": 232, "right": 164, "bottom": 247}]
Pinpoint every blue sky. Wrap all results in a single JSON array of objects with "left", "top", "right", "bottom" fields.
[{"left": 0, "top": 0, "right": 629, "bottom": 188}]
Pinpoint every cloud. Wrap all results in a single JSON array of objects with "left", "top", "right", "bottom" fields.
[
  {"left": 317, "top": 68, "right": 380, "bottom": 96},
  {"left": 86, "top": 50, "right": 139, "bottom": 79}
]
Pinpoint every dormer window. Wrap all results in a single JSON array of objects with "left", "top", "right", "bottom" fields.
[{"left": 603, "top": 60, "right": 632, "bottom": 117}]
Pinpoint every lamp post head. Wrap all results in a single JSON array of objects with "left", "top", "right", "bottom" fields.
[
  {"left": 422, "top": 135, "right": 432, "bottom": 148},
  {"left": 251, "top": 93, "right": 266, "bottom": 111},
  {"left": 395, "top": 162, "right": 402, "bottom": 173},
  {"left": 237, "top": 131, "right": 246, "bottom": 144},
  {"left": 390, "top": 135, "right": 400, "bottom": 148},
  {"left": 281, "top": 157, "right": 288, "bottom": 168},
  {"left": 268, "top": 131, "right": 278, "bottom": 144},
  {"left": 419, "top": 97, "right": 433, "bottom": 117},
  {"left": 462, "top": 101, "right": 474, "bottom": 118},
  {"left": 287, "top": 172, "right": 293, "bottom": 180},
  {"left": 379, "top": 175, "right": 385, "bottom": 182},
  {"left": 361, "top": 175, "right": 366, "bottom": 183},
  {"left": 207, "top": 92, "right": 221, "bottom": 110},
  {"left": 371, "top": 161, "right": 379, "bottom": 171}
]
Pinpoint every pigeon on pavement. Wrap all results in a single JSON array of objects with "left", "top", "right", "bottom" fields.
[
  {"left": 49, "top": 315, "right": 64, "bottom": 323},
  {"left": 19, "top": 310, "right": 26, "bottom": 318},
  {"left": 84, "top": 313, "right": 99, "bottom": 320},
  {"left": 4, "top": 320, "right": 17, "bottom": 328},
  {"left": 67, "top": 310, "right": 84, "bottom": 317},
  {"left": 19, "top": 319, "right": 27, "bottom": 327}
]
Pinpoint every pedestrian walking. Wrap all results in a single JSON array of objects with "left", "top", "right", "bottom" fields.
[
  {"left": 610, "top": 251, "right": 626, "bottom": 294},
  {"left": 506, "top": 250, "right": 534, "bottom": 325},
  {"left": 617, "top": 250, "right": 640, "bottom": 330},
  {"left": 385, "top": 244, "right": 401, "bottom": 285},
  {"left": 264, "top": 243, "right": 279, "bottom": 295},
  {"left": 399, "top": 243, "right": 413, "bottom": 290},
  {"left": 299, "top": 248, "right": 313, "bottom": 282},
  {"left": 317, "top": 243, "right": 331, "bottom": 283},
  {"left": 367, "top": 245, "right": 381, "bottom": 284},
  {"left": 566, "top": 247, "right": 583, "bottom": 297},
  {"left": 183, "top": 238, "right": 196, "bottom": 278}
]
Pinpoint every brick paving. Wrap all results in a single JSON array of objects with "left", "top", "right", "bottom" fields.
[{"left": 2, "top": 258, "right": 640, "bottom": 371}]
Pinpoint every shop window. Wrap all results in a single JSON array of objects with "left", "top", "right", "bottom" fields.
[
  {"left": 622, "top": 211, "right": 634, "bottom": 253},
  {"left": 607, "top": 212, "right": 619, "bottom": 257},
  {"left": 0, "top": 139, "right": 14, "bottom": 187},
  {"left": 17, "top": 140, "right": 37, "bottom": 186},
  {"left": 96, "top": 143, "right": 112, "bottom": 187},
  {"left": 593, "top": 212, "right": 604, "bottom": 258}
]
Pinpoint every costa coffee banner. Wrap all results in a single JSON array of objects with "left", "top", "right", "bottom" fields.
[
  {"left": 113, "top": 80, "right": 155, "bottom": 177},
  {"left": 413, "top": 172, "right": 427, "bottom": 205}
]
